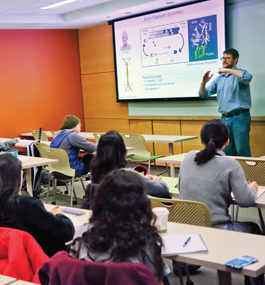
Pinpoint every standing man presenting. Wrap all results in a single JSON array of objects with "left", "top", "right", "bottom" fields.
[{"left": 199, "top": 48, "right": 252, "bottom": 157}]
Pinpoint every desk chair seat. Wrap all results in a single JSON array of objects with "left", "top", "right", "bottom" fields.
[
  {"left": 43, "top": 147, "right": 88, "bottom": 207},
  {"left": 121, "top": 134, "right": 165, "bottom": 174}
]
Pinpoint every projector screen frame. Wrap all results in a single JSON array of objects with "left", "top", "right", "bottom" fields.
[{"left": 111, "top": 0, "right": 225, "bottom": 103}]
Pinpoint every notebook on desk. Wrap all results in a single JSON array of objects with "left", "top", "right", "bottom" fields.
[{"left": 162, "top": 234, "right": 208, "bottom": 256}]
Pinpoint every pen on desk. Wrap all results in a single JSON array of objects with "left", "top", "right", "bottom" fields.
[
  {"left": 157, "top": 170, "right": 167, "bottom": 176},
  {"left": 174, "top": 183, "right": 178, "bottom": 188},
  {"left": 183, "top": 237, "right": 191, "bottom": 247}
]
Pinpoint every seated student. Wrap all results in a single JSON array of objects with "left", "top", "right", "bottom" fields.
[
  {"left": 87, "top": 130, "right": 170, "bottom": 200},
  {"left": 50, "top": 115, "right": 97, "bottom": 176},
  {"left": 0, "top": 154, "right": 75, "bottom": 257},
  {"left": 0, "top": 137, "right": 20, "bottom": 151},
  {"left": 71, "top": 169, "right": 169, "bottom": 284},
  {"left": 179, "top": 119, "right": 260, "bottom": 233}
]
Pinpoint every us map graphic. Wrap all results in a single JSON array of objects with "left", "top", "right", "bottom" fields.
[{"left": 140, "top": 14, "right": 217, "bottom": 67}]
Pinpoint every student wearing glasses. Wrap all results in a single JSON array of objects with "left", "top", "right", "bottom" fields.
[
  {"left": 51, "top": 115, "right": 97, "bottom": 176},
  {"left": 199, "top": 48, "right": 252, "bottom": 157}
]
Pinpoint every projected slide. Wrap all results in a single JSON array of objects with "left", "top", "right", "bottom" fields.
[{"left": 113, "top": 0, "right": 225, "bottom": 101}]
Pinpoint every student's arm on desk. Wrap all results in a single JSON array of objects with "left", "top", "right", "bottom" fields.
[
  {"left": 0, "top": 137, "right": 20, "bottom": 151},
  {"left": 231, "top": 162, "right": 257, "bottom": 206},
  {"left": 27, "top": 199, "right": 75, "bottom": 243}
]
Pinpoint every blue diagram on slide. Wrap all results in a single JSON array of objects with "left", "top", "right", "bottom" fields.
[
  {"left": 140, "top": 21, "right": 188, "bottom": 67},
  {"left": 188, "top": 15, "right": 218, "bottom": 62},
  {"left": 140, "top": 15, "right": 217, "bottom": 67}
]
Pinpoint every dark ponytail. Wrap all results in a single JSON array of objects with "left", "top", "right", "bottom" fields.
[{"left": 195, "top": 119, "right": 228, "bottom": 165}]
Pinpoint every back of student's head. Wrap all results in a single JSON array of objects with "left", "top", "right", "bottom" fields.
[
  {"left": 0, "top": 154, "right": 22, "bottom": 198},
  {"left": 90, "top": 130, "right": 127, "bottom": 184},
  {"left": 77, "top": 169, "right": 164, "bottom": 280},
  {"left": 60, "top": 115, "right": 80, "bottom": 130},
  {"left": 195, "top": 119, "right": 228, "bottom": 165},
  {"left": 91, "top": 169, "right": 152, "bottom": 224}
]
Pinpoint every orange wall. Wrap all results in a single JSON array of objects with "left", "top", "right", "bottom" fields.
[{"left": 0, "top": 30, "right": 83, "bottom": 138}]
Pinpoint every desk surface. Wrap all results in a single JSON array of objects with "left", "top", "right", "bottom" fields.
[
  {"left": 21, "top": 132, "right": 198, "bottom": 143},
  {"left": 0, "top": 138, "right": 50, "bottom": 148},
  {"left": 162, "top": 176, "right": 179, "bottom": 197},
  {"left": 44, "top": 204, "right": 91, "bottom": 229},
  {"left": 156, "top": 153, "right": 187, "bottom": 164},
  {"left": 18, "top": 155, "right": 58, "bottom": 169},
  {"left": 0, "top": 275, "right": 16, "bottom": 285},
  {"left": 166, "top": 222, "right": 265, "bottom": 278}
]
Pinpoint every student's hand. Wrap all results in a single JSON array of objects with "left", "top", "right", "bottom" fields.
[
  {"left": 202, "top": 71, "right": 213, "bottom": 84},
  {"left": 249, "top": 181, "right": 258, "bottom": 192},
  {"left": 146, "top": 175, "right": 162, "bottom": 181},
  {"left": 16, "top": 137, "right": 21, "bottom": 142},
  {"left": 51, "top": 206, "right": 64, "bottom": 215}
]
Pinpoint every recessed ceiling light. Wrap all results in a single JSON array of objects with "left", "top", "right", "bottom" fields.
[
  {"left": 166, "top": 1, "right": 175, "bottom": 4},
  {"left": 125, "top": 12, "right": 132, "bottom": 15},
  {"left": 41, "top": 0, "right": 82, "bottom": 10},
  {"left": 106, "top": 16, "right": 112, "bottom": 19}
]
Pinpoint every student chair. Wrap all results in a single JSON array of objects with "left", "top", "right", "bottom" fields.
[
  {"left": 230, "top": 156, "right": 265, "bottom": 232},
  {"left": 93, "top": 133, "right": 104, "bottom": 142},
  {"left": 121, "top": 133, "right": 164, "bottom": 174},
  {"left": 43, "top": 147, "right": 88, "bottom": 207},
  {"left": 149, "top": 197, "right": 211, "bottom": 285},
  {"left": 50, "top": 131, "right": 58, "bottom": 138},
  {"left": 149, "top": 197, "right": 211, "bottom": 227},
  {"left": 31, "top": 130, "right": 49, "bottom": 141}
]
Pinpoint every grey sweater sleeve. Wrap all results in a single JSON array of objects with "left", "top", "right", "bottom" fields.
[
  {"left": 68, "top": 133, "right": 97, "bottom": 153},
  {"left": 0, "top": 138, "right": 18, "bottom": 151},
  {"left": 133, "top": 170, "right": 170, "bottom": 198},
  {"left": 230, "top": 160, "right": 256, "bottom": 207}
]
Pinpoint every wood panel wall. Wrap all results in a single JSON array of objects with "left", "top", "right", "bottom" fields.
[{"left": 79, "top": 24, "right": 265, "bottom": 158}]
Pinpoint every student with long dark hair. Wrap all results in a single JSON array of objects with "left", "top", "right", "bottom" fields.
[
  {"left": 51, "top": 115, "right": 97, "bottom": 176},
  {"left": 179, "top": 119, "right": 259, "bottom": 233},
  {"left": 71, "top": 169, "right": 169, "bottom": 283},
  {"left": 0, "top": 154, "right": 75, "bottom": 257},
  {"left": 89, "top": 130, "right": 169, "bottom": 198}
]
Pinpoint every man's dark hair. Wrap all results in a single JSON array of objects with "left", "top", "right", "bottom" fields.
[{"left": 223, "top": 48, "right": 239, "bottom": 60}]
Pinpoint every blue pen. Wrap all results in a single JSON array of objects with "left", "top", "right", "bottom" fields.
[{"left": 183, "top": 237, "right": 191, "bottom": 247}]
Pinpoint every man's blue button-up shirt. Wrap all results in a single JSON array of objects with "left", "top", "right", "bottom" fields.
[{"left": 199, "top": 67, "right": 252, "bottom": 114}]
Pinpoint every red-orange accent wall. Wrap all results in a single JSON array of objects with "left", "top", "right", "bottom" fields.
[{"left": 0, "top": 30, "right": 83, "bottom": 138}]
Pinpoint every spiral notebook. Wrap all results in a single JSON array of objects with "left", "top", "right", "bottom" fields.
[{"left": 162, "top": 234, "right": 208, "bottom": 256}]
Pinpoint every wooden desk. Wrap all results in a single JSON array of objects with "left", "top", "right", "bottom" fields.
[
  {"left": 0, "top": 275, "right": 16, "bottom": 285},
  {"left": 165, "top": 222, "right": 265, "bottom": 285},
  {"left": 157, "top": 153, "right": 187, "bottom": 177},
  {"left": 21, "top": 133, "right": 197, "bottom": 176},
  {"left": 0, "top": 138, "right": 50, "bottom": 148},
  {"left": 44, "top": 204, "right": 91, "bottom": 230},
  {"left": 21, "top": 132, "right": 197, "bottom": 154},
  {"left": 19, "top": 155, "right": 58, "bottom": 197},
  {"left": 162, "top": 176, "right": 179, "bottom": 198}
]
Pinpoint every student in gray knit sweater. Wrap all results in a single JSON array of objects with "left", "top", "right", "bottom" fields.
[{"left": 179, "top": 119, "right": 260, "bottom": 234}]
